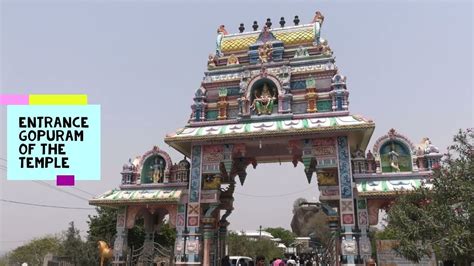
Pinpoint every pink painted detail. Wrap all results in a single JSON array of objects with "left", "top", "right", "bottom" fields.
[
  {"left": 342, "top": 214, "right": 354, "bottom": 224},
  {"left": 0, "top": 94, "right": 29, "bottom": 105}
]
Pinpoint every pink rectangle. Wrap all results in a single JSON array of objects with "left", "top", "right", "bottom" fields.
[
  {"left": 0, "top": 94, "right": 29, "bottom": 105},
  {"left": 56, "top": 175, "right": 75, "bottom": 186}
]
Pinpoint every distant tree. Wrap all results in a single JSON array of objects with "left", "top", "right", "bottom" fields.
[
  {"left": 384, "top": 129, "right": 474, "bottom": 264},
  {"left": 227, "top": 231, "right": 284, "bottom": 261},
  {"left": 0, "top": 252, "right": 10, "bottom": 266},
  {"left": 59, "top": 221, "right": 96, "bottom": 265},
  {"left": 264, "top": 227, "right": 295, "bottom": 247},
  {"left": 60, "top": 221, "right": 84, "bottom": 264},
  {"left": 7, "top": 236, "right": 61, "bottom": 265}
]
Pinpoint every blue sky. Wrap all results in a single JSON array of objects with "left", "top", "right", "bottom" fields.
[{"left": 0, "top": 0, "right": 472, "bottom": 254}]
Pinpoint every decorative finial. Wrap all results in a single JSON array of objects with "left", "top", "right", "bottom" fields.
[
  {"left": 238, "top": 23, "right": 245, "bottom": 33},
  {"left": 265, "top": 18, "right": 272, "bottom": 28},
  {"left": 252, "top": 21, "right": 259, "bottom": 31},
  {"left": 279, "top": 17, "right": 286, "bottom": 27},
  {"left": 293, "top": 15, "right": 300, "bottom": 26}
]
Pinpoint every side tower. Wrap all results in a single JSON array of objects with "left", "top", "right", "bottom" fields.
[
  {"left": 165, "top": 12, "right": 375, "bottom": 265},
  {"left": 351, "top": 129, "right": 441, "bottom": 263},
  {"left": 90, "top": 146, "right": 190, "bottom": 265}
]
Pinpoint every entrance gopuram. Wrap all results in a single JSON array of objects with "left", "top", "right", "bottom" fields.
[{"left": 90, "top": 10, "right": 442, "bottom": 266}]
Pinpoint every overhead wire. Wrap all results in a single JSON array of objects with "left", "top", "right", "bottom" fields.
[
  {"left": 71, "top": 186, "right": 96, "bottom": 197},
  {"left": 234, "top": 186, "right": 314, "bottom": 198},
  {"left": 0, "top": 198, "right": 95, "bottom": 210},
  {"left": 33, "top": 180, "right": 90, "bottom": 202},
  {"left": 1, "top": 157, "right": 96, "bottom": 197}
]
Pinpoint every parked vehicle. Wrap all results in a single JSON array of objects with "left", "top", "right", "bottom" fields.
[{"left": 229, "top": 256, "right": 253, "bottom": 266}]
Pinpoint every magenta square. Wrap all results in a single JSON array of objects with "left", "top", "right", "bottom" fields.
[{"left": 56, "top": 175, "right": 75, "bottom": 186}]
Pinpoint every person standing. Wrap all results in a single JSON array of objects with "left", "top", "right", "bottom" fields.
[{"left": 255, "top": 255, "right": 265, "bottom": 266}]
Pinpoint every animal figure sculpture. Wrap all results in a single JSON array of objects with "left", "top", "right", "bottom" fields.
[
  {"left": 290, "top": 198, "right": 326, "bottom": 236},
  {"left": 98, "top": 240, "right": 113, "bottom": 266}
]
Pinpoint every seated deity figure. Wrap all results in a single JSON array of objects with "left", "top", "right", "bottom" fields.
[{"left": 251, "top": 83, "right": 276, "bottom": 115}]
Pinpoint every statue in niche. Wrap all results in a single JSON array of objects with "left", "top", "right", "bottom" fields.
[
  {"left": 251, "top": 82, "right": 276, "bottom": 115},
  {"left": 227, "top": 54, "right": 239, "bottom": 65},
  {"left": 238, "top": 80, "right": 250, "bottom": 116},
  {"left": 388, "top": 143, "right": 400, "bottom": 172},
  {"left": 294, "top": 46, "right": 309, "bottom": 58},
  {"left": 149, "top": 156, "right": 165, "bottom": 183},
  {"left": 258, "top": 42, "right": 272, "bottom": 63}
]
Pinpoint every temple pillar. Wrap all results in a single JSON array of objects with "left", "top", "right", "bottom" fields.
[
  {"left": 113, "top": 206, "right": 128, "bottom": 265},
  {"left": 336, "top": 136, "right": 359, "bottom": 265},
  {"left": 201, "top": 203, "right": 219, "bottom": 266},
  {"left": 218, "top": 219, "right": 229, "bottom": 263},
  {"left": 174, "top": 204, "right": 187, "bottom": 263},
  {"left": 203, "top": 227, "right": 214, "bottom": 266},
  {"left": 184, "top": 145, "right": 204, "bottom": 265},
  {"left": 356, "top": 198, "right": 371, "bottom": 263}
]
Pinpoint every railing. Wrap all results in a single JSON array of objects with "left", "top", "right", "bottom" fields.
[{"left": 129, "top": 241, "right": 173, "bottom": 266}]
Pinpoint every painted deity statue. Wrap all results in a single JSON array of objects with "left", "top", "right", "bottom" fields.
[
  {"left": 227, "top": 54, "right": 239, "bottom": 65},
  {"left": 294, "top": 46, "right": 309, "bottom": 58},
  {"left": 388, "top": 143, "right": 400, "bottom": 172},
  {"left": 312, "top": 11, "right": 325, "bottom": 45},
  {"left": 258, "top": 42, "right": 272, "bottom": 63},
  {"left": 251, "top": 83, "right": 276, "bottom": 115},
  {"left": 215, "top": 25, "right": 228, "bottom": 57},
  {"left": 207, "top": 54, "right": 217, "bottom": 68},
  {"left": 238, "top": 80, "right": 250, "bottom": 116},
  {"left": 150, "top": 157, "right": 164, "bottom": 183}
]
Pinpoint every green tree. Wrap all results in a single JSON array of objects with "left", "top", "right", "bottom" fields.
[
  {"left": 7, "top": 236, "right": 62, "bottom": 265},
  {"left": 87, "top": 206, "right": 176, "bottom": 252},
  {"left": 307, "top": 212, "right": 335, "bottom": 265},
  {"left": 263, "top": 227, "right": 295, "bottom": 247},
  {"left": 60, "top": 221, "right": 84, "bottom": 264},
  {"left": 227, "top": 231, "right": 284, "bottom": 261},
  {"left": 384, "top": 129, "right": 474, "bottom": 264},
  {"left": 87, "top": 207, "right": 118, "bottom": 245},
  {"left": 154, "top": 223, "right": 176, "bottom": 248},
  {"left": 60, "top": 221, "right": 96, "bottom": 265},
  {"left": 0, "top": 252, "right": 10, "bottom": 266}
]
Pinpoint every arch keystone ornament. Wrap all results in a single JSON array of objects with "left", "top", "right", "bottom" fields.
[{"left": 91, "top": 11, "right": 442, "bottom": 266}]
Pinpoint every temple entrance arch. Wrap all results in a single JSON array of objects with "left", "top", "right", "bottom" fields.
[
  {"left": 164, "top": 14, "right": 377, "bottom": 263},
  {"left": 90, "top": 11, "right": 442, "bottom": 266}
]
